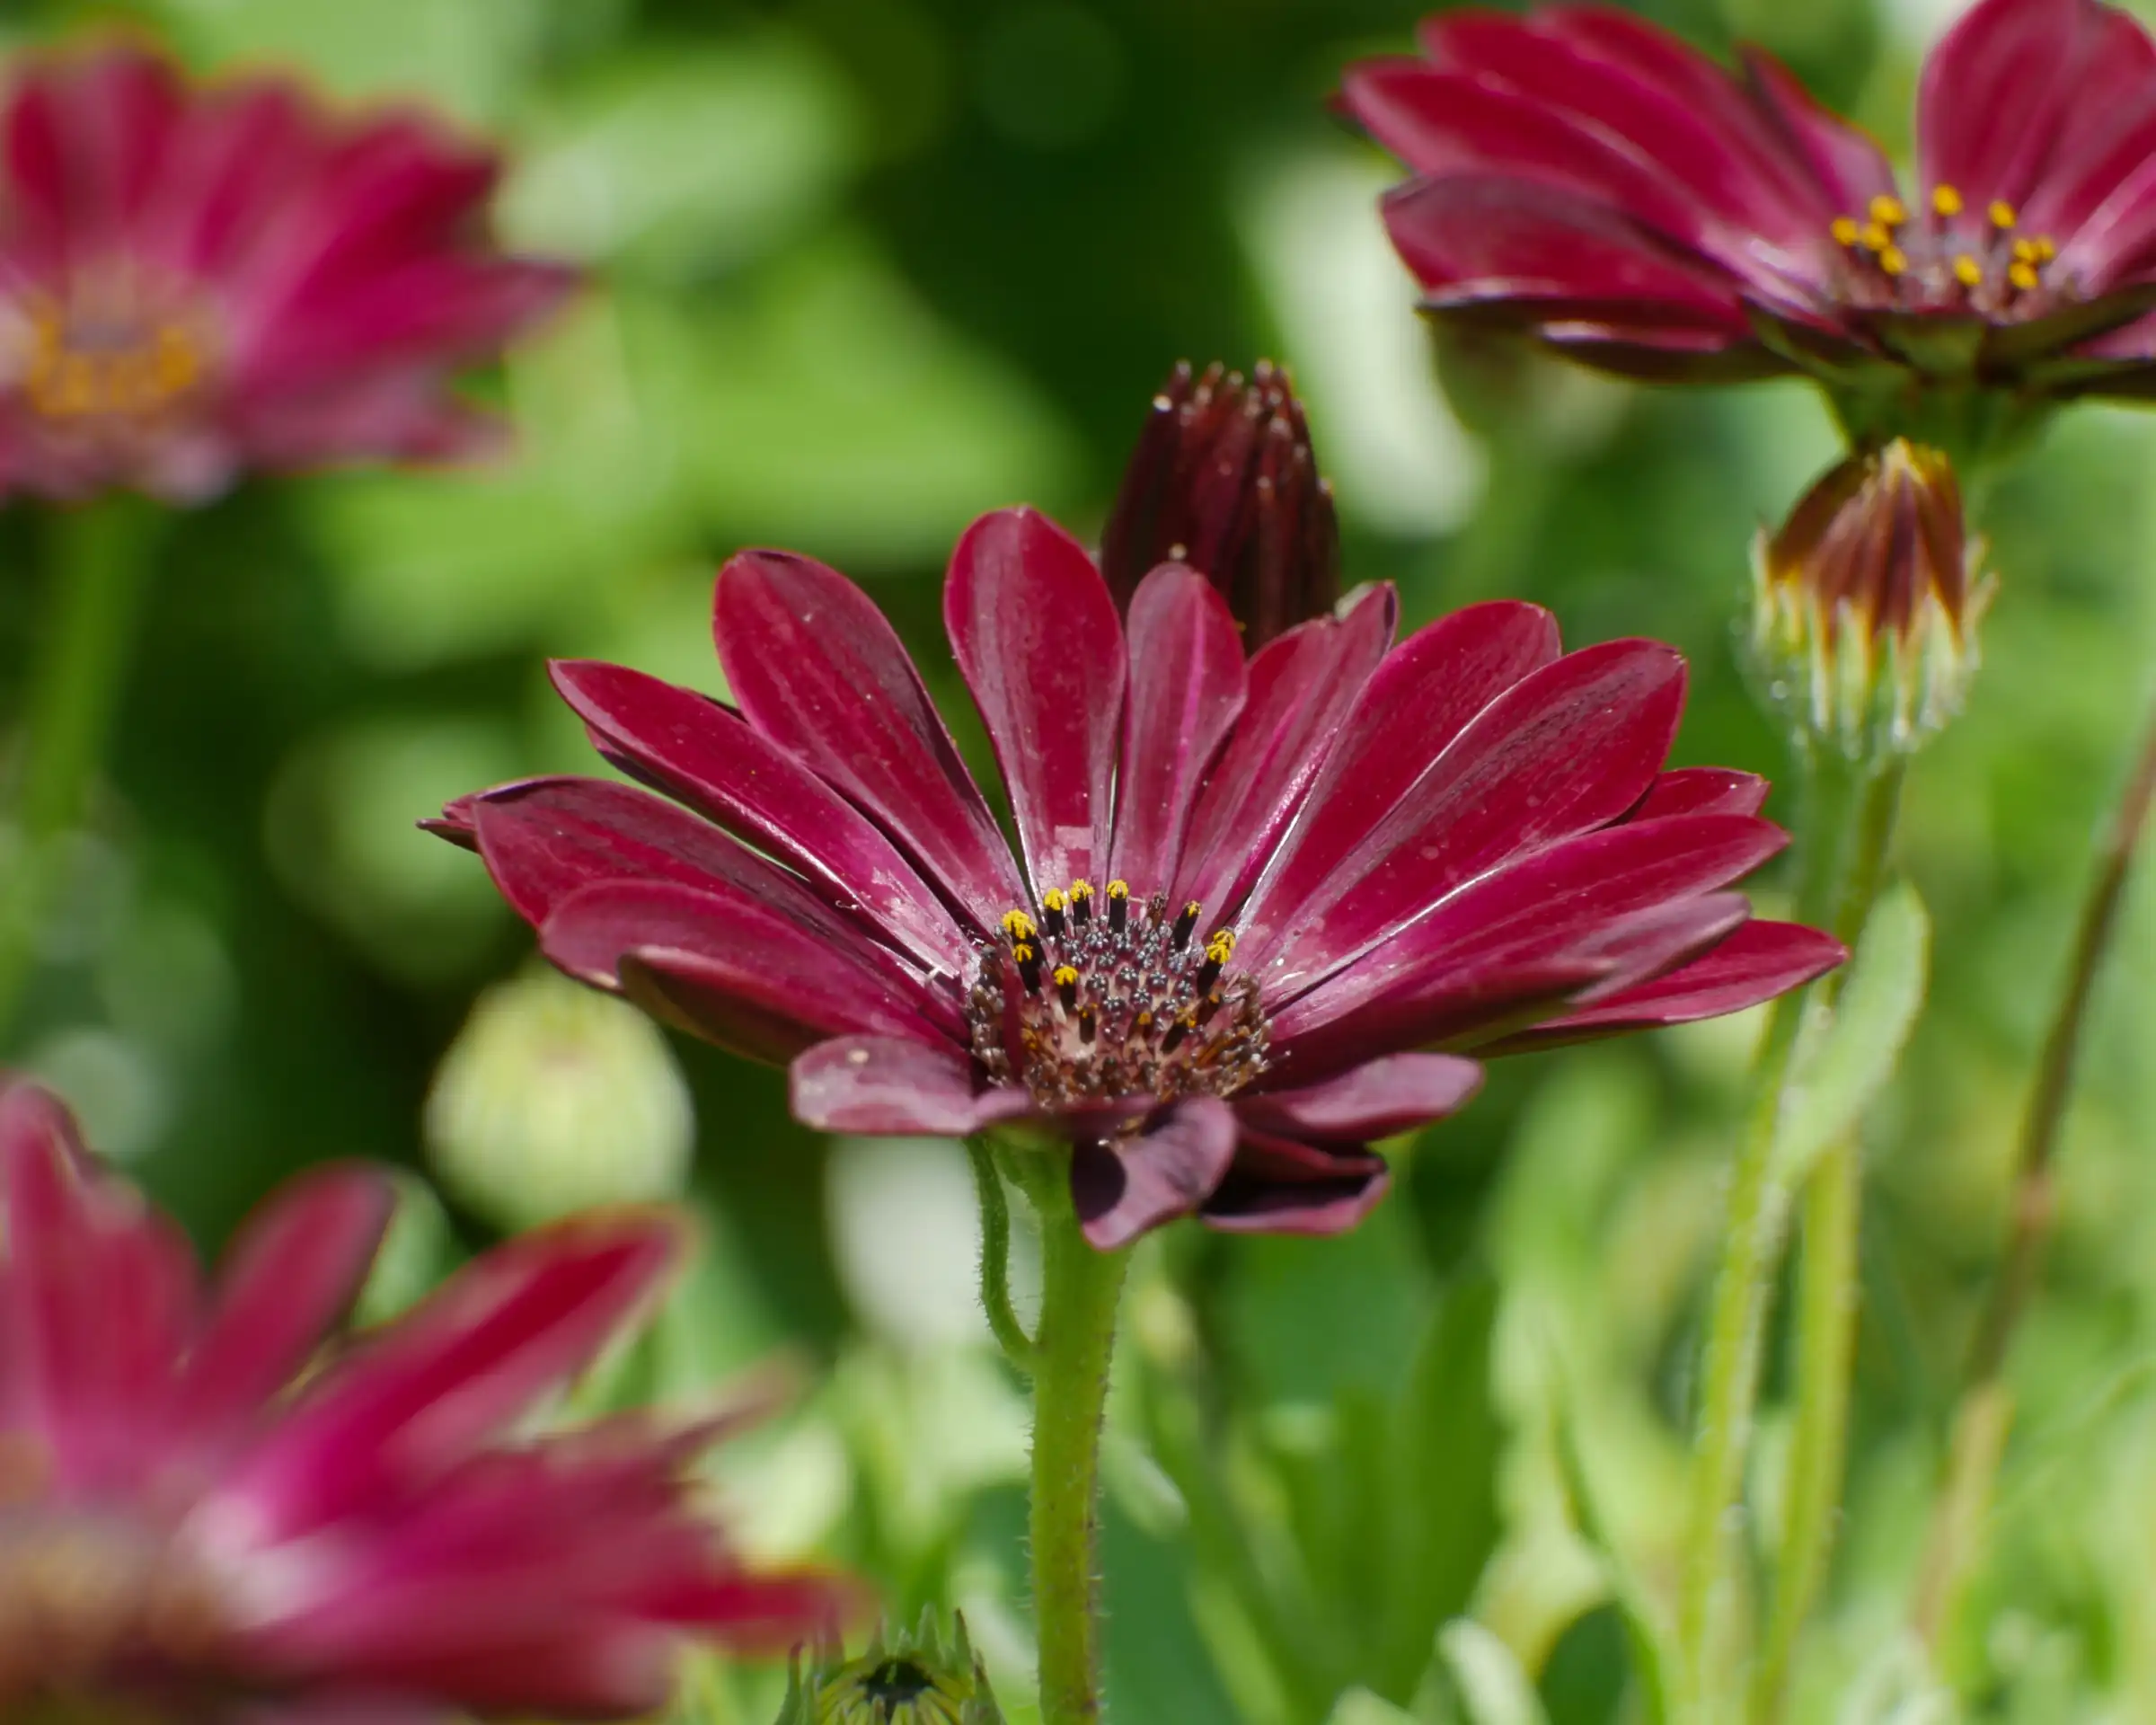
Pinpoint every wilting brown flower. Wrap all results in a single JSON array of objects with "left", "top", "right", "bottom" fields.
[
  {"left": 1750, "top": 439, "right": 1993, "bottom": 756},
  {"left": 1100, "top": 361, "right": 1340, "bottom": 647}
]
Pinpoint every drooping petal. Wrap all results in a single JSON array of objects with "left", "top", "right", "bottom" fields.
[
  {"left": 1174, "top": 583, "right": 1396, "bottom": 921},
  {"left": 1486, "top": 917, "right": 1845, "bottom": 1049},
  {"left": 945, "top": 508, "right": 1127, "bottom": 898},
  {"left": 790, "top": 1035, "right": 1034, "bottom": 1137},
  {"left": 1633, "top": 765, "right": 1771, "bottom": 819},
  {"left": 1235, "top": 1051, "right": 1483, "bottom": 1141},
  {"left": 716, "top": 549, "right": 1026, "bottom": 929},
  {"left": 1070, "top": 1095, "right": 1240, "bottom": 1249},
  {"left": 1109, "top": 564, "right": 1247, "bottom": 893},
  {"left": 550, "top": 659, "right": 972, "bottom": 978},
  {"left": 1198, "top": 1128, "right": 1391, "bottom": 1236}
]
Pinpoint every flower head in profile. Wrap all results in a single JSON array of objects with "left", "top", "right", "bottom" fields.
[
  {"left": 1100, "top": 360, "right": 1340, "bottom": 647},
  {"left": 437, "top": 507, "right": 1841, "bottom": 1250},
  {"left": 0, "top": 1081, "right": 844, "bottom": 1722},
  {"left": 1342, "top": 0, "right": 2156, "bottom": 438},
  {"left": 0, "top": 41, "right": 574, "bottom": 501},
  {"left": 1751, "top": 439, "right": 1993, "bottom": 758}
]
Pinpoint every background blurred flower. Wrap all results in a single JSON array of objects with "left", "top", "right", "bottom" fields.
[
  {"left": 1100, "top": 359, "right": 1340, "bottom": 647},
  {"left": 0, "top": 1079, "right": 845, "bottom": 1721},
  {"left": 437, "top": 507, "right": 1840, "bottom": 1250},
  {"left": 0, "top": 41, "right": 573, "bottom": 501},
  {"left": 1342, "top": 0, "right": 2156, "bottom": 438}
]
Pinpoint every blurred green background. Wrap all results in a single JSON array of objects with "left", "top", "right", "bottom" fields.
[{"left": 4, "top": 0, "right": 2156, "bottom": 1719}]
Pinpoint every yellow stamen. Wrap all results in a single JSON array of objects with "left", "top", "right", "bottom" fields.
[
  {"left": 1988, "top": 199, "right": 2018, "bottom": 229},
  {"left": 2035, "top": 234, "right": 2058, "bottom": 261},
  {"left": 1040, "top": 889, "right": 1066, "bottom": 913},
  {"left": 1001, "top": 908, "right": 1037, "bottom": 942},
  {"left": 1931, "top": 183, "right": 1965, "bottom": 217},
  {"left": 1066, "top": 880, "right": 1093, "bottom": 903},
  {"left": 1878, "top": 245, "right": 1909, "bottom": 277},
  {"left": 1205, "top": 930, "right": 1237, "bottom": 963},
  {"left": 1868, "top": 193, "right": 1907, "bottom": 226},
  {"left": 1860, "top": 221, "right": 1893, "bottom": 252},
  {"left": 1105, "top": 880, "right": 1129, "bottom": 901},
  {"left": 2012, "top": 237, "right": 2041, "bottom": 263},
  {"left": 1052, "top": 964, "right": 1079, "bottom": 988},
  {"left": 1831, "top": 216, "right": 1860, "bottom": 247},
  {"left": 1952, "top": 255, "right": 1984, "bottom": 288},
  {"left": 2008, "top": 260, "right": 2040, "bottom": 292}
]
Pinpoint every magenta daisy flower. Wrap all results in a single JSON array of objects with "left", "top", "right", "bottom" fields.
[
  {"left": 0, "top": 42, "right": 573, "bottom": 501},
  {"left": 1341, "top": 0, "right": 2156, "bottom": 432},
  {"left": 437, "top": 509, "right": 1841, "bottom": 1250},
  {"left": 0, "top": 1081, "right": 845, "bottom": 1722}
]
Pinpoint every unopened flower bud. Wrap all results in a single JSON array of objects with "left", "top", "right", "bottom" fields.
[
  {"left": 1748, "top": 439, "right": 1993, "bottom": 760},
  {"left": 774, "top": 1610, "right": 1005, "bottom": 1725},
  {"left": 1101, "top": 359, "right": 1341, "bottom": 646},
  {"left": 424, "top": 965, "right": 694, "bottom": 1231}
]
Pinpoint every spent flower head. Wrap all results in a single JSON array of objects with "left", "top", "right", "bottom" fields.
[
  {"left": 774, "top": 1612, "right": 1003, "bottom": 1725},
  {"left": 1341, "top": 0, "right": 2156, "bottom": 453},
  {"left": 436, "top": 505, "right": 1842, "bottom": 1250},
  {"left": 1750, "top": 439, "right": 1993, "bottom": 759},
  {"left": 1100, "top": 360, "right": 1340, "bottom": 647},
  {"left": 0, "top": 40, "right": 573, "bottom": 501},
  {"left": 0, "top": 1079, "right": 847, "bottom": 1723}
]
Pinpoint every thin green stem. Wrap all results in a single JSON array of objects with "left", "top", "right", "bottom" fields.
[
  {"left": 1912, "top": 696, "right": 2156, "bottom": 1647},
  {"left": 1677, "top": 752, "right": 1902, "bottom": 1724},
  {"left": 967, "top": 1134, "right": 1038, "bottom": 1368},
  {"left": 1023, "top": 1167, "right": 1131, "bottom": 1725},
  {"left": 0, "top": 498, "right": 161, "bottom": 1047}
]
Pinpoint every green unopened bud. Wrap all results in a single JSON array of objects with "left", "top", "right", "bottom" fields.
[
  {"left": 424, "top": 965, "right": 694, "bottom": 1231},
  {"left": 774, "top": 1611, "right": 1004, "bottom": 1725},
  {"left": 1747, "top": 439, "right": 1993, "bottom": 760}
]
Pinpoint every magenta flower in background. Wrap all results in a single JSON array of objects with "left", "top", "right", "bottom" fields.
[
  {"left": 0, "top": 43, "right": 573, "bottom": 501},
  {"left": 436, "top": 508, "right": 1842, "bottom": 1250},
  {"left": 1341, "top": 0, "right": 2156, "bottom": 428},
  {"left": 0, "top": 1082, "right": 845, "bottom": 1722}
]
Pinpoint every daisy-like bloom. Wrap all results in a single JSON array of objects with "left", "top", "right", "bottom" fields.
[
  {"left": 1100, "top": 360, "right": 1340, "bottom": 648},
  {"left": 1752, "top": 438, "right": 1993, "bottom": 757},
  {"left": 437, "top": 509, "right": 1842, "bottom": 1249},
  {"left": 0, "top": 1081, "right": 844, "bottom": 1722},
  {"left": 1341, "top": 0, "right": 2156, "bottom": 430},
  {"left": 0, "top": 42, "right": 573, "bottom": 501}
]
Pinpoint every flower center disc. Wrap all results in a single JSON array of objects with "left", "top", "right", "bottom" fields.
[
  {"left": 1827, "top": 186, "right": 2063, "bottom": 317},
  {"left": 14, "top": 289, "right": 208, "bottom": 427},
  {"left": 966, "top": 880, "right": 1268, "bottom": 1110}
]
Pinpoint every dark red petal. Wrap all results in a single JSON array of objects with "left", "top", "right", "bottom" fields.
[
  {"left": 550, "top": 659, "right": 972, "bottom": 978},
  {"left": 1918, "top": 0, "right": 2085, "bottom": 210},
  {"left": 224, "top": 1212, "right": 685, "bottom": 1537},
  {"left": 175, "top": 1165, "right": 396, "bottom": 1446},
  {"left": 790, "top": 1035, "right": 1033, "bottom": 1137},
  {"left": 945, "top": 508, "right": 1126, "bottom": 898},
  {"left": 1633, "top": 766, "right": 1771, "bottom": 819},
  {"left": 716, "top": 550, "right": 1026, "bottom": 930},
  {"left": 1486, "top": 917, "right": 1845, "bottom": 1050},
  {"left": 1736, "top": 48, "right": 1898, "bottom": 218},
  {"left": 541, "top": 879, "right": 959, "bottom": 1065},
  {"left": 1109, "top": 565, "right": 1248, "bottom": 893},
  {"left": 1234, "top": 599, "right": 1560, "bottom": 960},
  {"left": 1174, "top": 583, "right": 1396, "bottom": 922},
  {"left": 1198, "top": 1128, "right": 1391, "bottom": 1236},
  {"left": 1235, "top": 1052, "right": 1483, "bottom": 1141},
  {"left": 1070, "top": 1096, "right": 1240, "bottom": 1249}
]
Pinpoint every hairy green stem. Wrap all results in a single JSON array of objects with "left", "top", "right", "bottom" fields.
[
  {"left": 1912, "top": 698, "right": 2156, "bottom": 1648},
  {"left": 1023, "top": 1167, "right": 1131, "bottom": 1725},
  {"left": 0, "top": 499, "right": 161, "bottom": 1047},
  {"left": 1678, "top": 753, "right": 1902, "bottom": 1722},
  {"left": 967, "top": 1135, "right": 1038, "bottom": 1368}
]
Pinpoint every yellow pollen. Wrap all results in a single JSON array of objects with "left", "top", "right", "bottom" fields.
[
  {"left": 1868, "top": 193, "right": 1907, "bottom": 227},
  {"left": 1052, "top": 964, "right": 1079, "bottom": 988},
  {"left": 1012, "top": 942, "right": 1035, "bottom": 964},
  {"left": 2012, "top": 237, "right": 2041, "bottom": 263},
  {"left": 1001, "top": 908, "right": 1037, "bottom": 942},
  {"left": 2035, "top": 234, "right": 2058, "bottom": 261},
  {"left": 1859, "top": 221, "right": 1893, "bottom": 252},
  {"left": 1878, "top": 245, "right": 1909, "bottom": 277},
  {"left": 1989, "top": 199, "right": 2019, "bottom": 229},
  {"left": 1205, "top": 930, "right": 1237, "bottom": 963},
  {"left": 23, "top": 310, "right": 205, "bottom": 422},
  {"left": 2009, "top": 260, "right": 2040, "bottom": 291},
  {"left": 1040, "top": 889, "right": 1066, "bottom": 913},
  {"left": 1105, "top": 879, "right": 1129, "bottom": 900},
  {"left": 1952, "top": 255, "right": 1984, "bottom": 288},
  {"left": 1931, "top": 183, "right": 1965, "bottom": 217},
  {"left": 1831, "top": 216, "right": 1860, "bottom": 246},
  {"left": 1066, "top": 879, "right": 1093, "bottom": 903}
]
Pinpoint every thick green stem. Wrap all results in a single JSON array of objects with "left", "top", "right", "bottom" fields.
[
  {"left": 967, "top": 1135, "right": 1038, "bottom": 1368},
  {"left": 1911, "top": 697, "right": 2156, "bottom": 1648},
  {"left": 0, "top": 499, "right": 161, "bottom": 1047},
  {"left": 1677, "top": 752, "right": 1902, "bottom": 1723},
  {"left": 1024, "top": 1169, "right": 1132, "bottom": 1725}
]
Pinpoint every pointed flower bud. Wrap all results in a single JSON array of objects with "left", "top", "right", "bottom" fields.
[
  {"left": 1100, "top": 359, "right": 1341, "bottom": 647},
  {"left": 1748, "top": 439, "right": 1993, "bottom": 760},
  {"left": 774, "top": 1611, "right": 1005, "bottom": 1725}
]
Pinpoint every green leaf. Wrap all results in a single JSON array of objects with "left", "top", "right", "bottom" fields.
[
  {"left": 1326, "top": 1689, "right": 1422, "bottom": 1725},
  {"left": 1416, "top": 1623, "right": 1552, "bottom": 1725},
  {"left": 1773, "top": 878, "right": 1931, "bottom": 1185}
]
